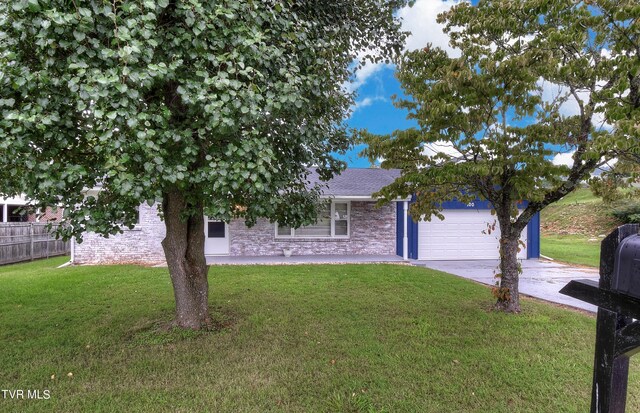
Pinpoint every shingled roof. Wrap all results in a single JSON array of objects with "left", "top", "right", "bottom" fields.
[{"left": 308, "top": 168, "right": 401, "bottom": 197}]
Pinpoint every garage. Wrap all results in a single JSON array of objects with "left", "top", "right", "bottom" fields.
[
  {"left": 396, "top": 199, "right": 540, "bottom": 261},
  {"left": 417, "top": 209, "right": 528, "bottom": 261}
]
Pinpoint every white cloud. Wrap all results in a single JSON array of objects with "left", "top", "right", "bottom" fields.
[
  {"left": 351, "top": 96, "right": 387, "bottom": 114},
  {"left": 552, "top": 151, "right": 574, "bottom": 167},
  {"left": 346, "top": 0, "right": 464, "bottom": 92},
  {"left": 344, "top": 61, "right": 390, "bottom": 94},
  {"left": 422, "top": 140, "right": 462, "bottom": 159},
  {"left": 537, "top": 76, "right": 611, "bottom": 130},
  {"left": 397, "top": 0, "right": 465, "bottom": 55}
]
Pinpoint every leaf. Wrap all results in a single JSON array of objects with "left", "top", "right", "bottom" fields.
[
  {"left": 73, "top": 30, "right": 86, "bottom": 42},
  {"left": 78, "top": 7, "right": 92, "bottom": 18}
]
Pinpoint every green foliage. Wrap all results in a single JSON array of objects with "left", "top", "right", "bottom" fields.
[
  {"left": 361, "top": 0, "right": 639, "bottom": 309},
  {"left": 0, "top": 0, "right": 409, "bottom": 239},
  {"left": 364, "top": 0, "right": 638, "bottom": 226},
  {"left": 610, "top": 200, "right": 640, "bottom": 224},
  {"left": 588, "top": 158, "right": 640, "bottom": 204},
  {"left": 588, "top": 176, "right": 626, "bottom": 204}
]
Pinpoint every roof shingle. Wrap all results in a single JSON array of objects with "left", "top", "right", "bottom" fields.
[{"left": 308, "top": 168, "right": 400, "bottom": 197}]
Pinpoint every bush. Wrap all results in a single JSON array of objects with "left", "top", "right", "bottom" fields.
[{"left": 610, "top": 200, "right": 640, "bottom": 224}]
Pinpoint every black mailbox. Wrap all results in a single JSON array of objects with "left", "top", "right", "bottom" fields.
[
  {"left": 560, "top": 224, "right": 640, "bottom": 413},
  {"left": 613, "top": 234, "right": 640, "bottom": 300}
]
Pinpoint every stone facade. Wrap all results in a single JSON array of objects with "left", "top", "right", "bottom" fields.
[
  {"left": 73, "top": 200, "right": 398, "bottom": 264},
  {"left": 229, "top": 201, "right": 397, "bottom": 256},
  {"left": 72, "top": 203, "right": 166, "bottom": 265}
]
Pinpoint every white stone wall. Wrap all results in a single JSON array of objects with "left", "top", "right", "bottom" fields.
[
  {"left": 72, "top": 203, "right": 166, "bottom": 265},
  {"left": 229, "top": 201, "right": 397, "bottom": 256},
  {"left": 73, "top": 201, "right": 398, "bottom": 264}
]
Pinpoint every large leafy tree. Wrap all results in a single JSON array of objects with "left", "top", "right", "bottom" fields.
[
  {"left": 0, "top": 0, "right": 409, "bottom": 329},
  {"left": 363, "top": 0, "right": 639, "bottom": 312}
]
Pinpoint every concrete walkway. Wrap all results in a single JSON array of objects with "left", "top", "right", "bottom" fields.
[
  {"left": 414, "top": 259, "right": 599, "bottom": 313},
  {"left": 206, "top": 254, "right": 406, "bottom": 265}
]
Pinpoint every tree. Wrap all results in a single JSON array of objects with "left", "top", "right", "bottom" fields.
[
  {"left": 0, "top": 0, "right": 409, "bottom": 329},
  {"left": 588, "top": 158, "right": 640, "bottom": 204},
  {"left": 363, "top": 0, "right": 639, "bottom": 312}
]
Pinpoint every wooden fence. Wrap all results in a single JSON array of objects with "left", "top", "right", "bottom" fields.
[{"left": 0, "top": 223, "right": 70, "bottom": 265}]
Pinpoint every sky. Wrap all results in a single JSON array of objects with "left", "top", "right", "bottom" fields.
[
  {"left": 338, "top": 0, "right": 595, "bottom": 170},
  {"left": 339, "top": 0, "right": 469, "bottom": 168}
]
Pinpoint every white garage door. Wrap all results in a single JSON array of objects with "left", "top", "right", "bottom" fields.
[{"left": 418, "top": 210, "right": 527, "bottom": 260}]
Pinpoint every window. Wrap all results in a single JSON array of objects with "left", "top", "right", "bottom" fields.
[
  {"left": 7, "top": 205, "right": 29, "bottom": 222},
  {"left": 207, "top": 221, "right": 225, "bottom": 238},
  {"left": 276, "top": 201, "right": 350, "bottom": 238}
]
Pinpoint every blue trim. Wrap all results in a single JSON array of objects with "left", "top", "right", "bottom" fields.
[
  {"left": 440, "top": 198, "right": 529, "bottom": 210},
  {"left": 408, "top": 211, "right": 418, "bottom": 259},
  {"left": 396, "top": 200, "right": 419, "bottom": 259},
  {"left": 527, "top": 212, "right": 541, "bottom": 259},
  {"left": 440, "top": 198, "right": 493, "bottom": 209},
  {"left": 396, "top": 202, "right": 403, "bottom": 257}
]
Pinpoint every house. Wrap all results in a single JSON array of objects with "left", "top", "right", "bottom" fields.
[
  {"left": 1, "top": 196, "right": 64, "bottom": 223},
  {"left": 70, "top": 168, "right": 540, "bottom": 265}
]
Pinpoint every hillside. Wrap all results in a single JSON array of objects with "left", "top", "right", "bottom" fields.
[
  {"left": 540, "top": 187, "right": 622, "bottom": 237},
  {"left": 539, "top": 187, "right": 622, "bottom": 267}
]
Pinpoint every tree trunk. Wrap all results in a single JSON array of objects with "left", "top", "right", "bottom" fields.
[
  {"left": 161, "top": 190, "right": 211, "bottom": 329},
  {"left": 495, "top": 231, "right": 522, "bottom": 313}
]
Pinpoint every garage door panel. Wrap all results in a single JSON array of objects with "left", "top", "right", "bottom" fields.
[{"left": 418, "top": 210, "right": 527, "bottom": 260}]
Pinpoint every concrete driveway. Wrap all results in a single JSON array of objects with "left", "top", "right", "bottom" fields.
[{"left": 415, "top": 259, "right": 599, "bottom": 313}]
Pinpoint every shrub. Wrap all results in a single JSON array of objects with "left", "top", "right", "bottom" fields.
[{"left": 610, "top": 200, "right": 640, "bottom": 224}]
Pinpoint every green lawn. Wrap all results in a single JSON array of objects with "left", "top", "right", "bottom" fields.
[
  {"left": 540, "top": 186, "right": 620, "bottom": 267},
  {"left": 541, "top": 235, "right": 601, "bottom": 268},
  {"left": 1, "top": 258, "right": 638, "bottom": 412}
]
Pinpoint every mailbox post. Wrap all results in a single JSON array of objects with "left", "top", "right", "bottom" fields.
[{"left": 560, "top": 223, "right": 640, "bottom": 413}]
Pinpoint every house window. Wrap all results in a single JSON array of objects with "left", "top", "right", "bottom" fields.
[
  {"left": 7, "top": 205, "right": 29, "bottom": 222},
  {"left": 276, "top": 201, "right": 350, "bottom": 238},
  {"left": 208, "top": 221, "right": 225, "bottom": 238}
]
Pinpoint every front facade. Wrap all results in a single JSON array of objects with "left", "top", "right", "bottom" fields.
[
  {"left": 72, "top": 169, "right": 404, "bottom": 265},
  {"left": 71, "top": 168, "right": 541, "bottom": 265}
]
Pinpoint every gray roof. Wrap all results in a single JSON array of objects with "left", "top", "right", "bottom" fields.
[{"left": 308, "top": 168, "right": 401, "bottom": 197}]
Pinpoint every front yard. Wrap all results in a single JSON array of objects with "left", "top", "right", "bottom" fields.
[
  {"left": 1, "top": 257, "right": 639, "bottom": 412},
  {"left": 541, "top": 187, "right": 622, "bottom": 268}
]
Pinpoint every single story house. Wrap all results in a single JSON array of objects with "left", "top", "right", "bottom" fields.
[
  {"left": 71, "top": 168, "right": 540, "bottom": 264},
  {"left": 1, "top": 195, "right": 64, "bottom": 223}
]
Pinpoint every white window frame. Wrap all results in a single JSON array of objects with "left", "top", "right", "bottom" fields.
[{"left": 275, "top": 201, "right": 350, "bottom": 239}]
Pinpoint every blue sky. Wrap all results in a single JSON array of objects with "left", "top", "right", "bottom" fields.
[
  {"left": 339, "top": 0, "right": 471, "bottom": 167},
  {"left": 337, "top": 0, "right": 595, "bottom": 170}
]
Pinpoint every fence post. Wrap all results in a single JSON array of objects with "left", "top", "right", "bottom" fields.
[
  {"left": 29, "top": 223, "right": 34, "bottom": 261},
  {"left": 45, "top": 226, "right": 50, "bottom": 259}
]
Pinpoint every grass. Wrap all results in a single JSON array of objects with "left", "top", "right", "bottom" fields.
[
  {"left": 541, "top": 188, "right": 620, "bottom": 238},
  {"left": 1, "top": 258, "right": 639, "bottom": 412},
  {"left": 540, "top": 234, "right": 602, "bottom": 268},
  {"left": 552, "top": 187, "right": 601, "bottom": 206},
  {"left": 541, "top": 187, "right": 621, "bottom": 267}
]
